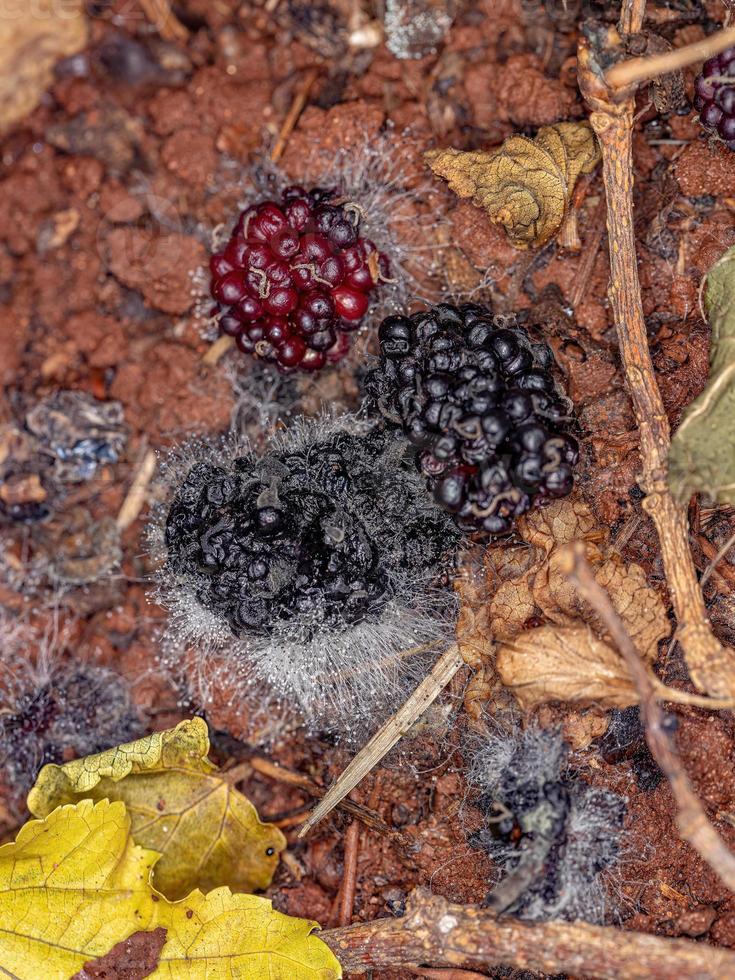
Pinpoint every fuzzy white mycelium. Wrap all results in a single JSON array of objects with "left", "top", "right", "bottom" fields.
[
  {"left": 0, "top": 610, "right": 142, "bottom": 810},
  {"left": 149, "top": 415, "right": 461, "bottom": 741},
  {"left": 194, "top": 126, "right": 450, "bottom": 346},
  {"left": 469, "top": 725, "right": 627, "bottom": 924}
]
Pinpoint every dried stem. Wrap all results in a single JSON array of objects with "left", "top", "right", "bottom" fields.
[
  {"left": 116, "top": 448, "right": 156, "bottom": 531},
  {"left": 337, "top": 819, "right": 360, "bottom": 926},
  {"left": 271, "top": 68, "right": 320, "bottom": 165},
  {"left": 245, "top": 755, "right": 412, "bottom": 846},
  {"left": 577, "top": 31, "right": 735, "bottom": 700},
  {"left": 564, "top": 541, "right": 735, "bottom": 894},
  {"left": 299, "top": 644, "right": 464, "bottom": 836},
  {"left": 607, "top": 22, "right": 735, "bottom": 89},
  {"left": 618, "top": 0, "right": 646, "bottom": 36},
  {"left": 138, "top": 0, "right": 189, "bottom": 43},
  {"left": 321, "top": 887, "right": 735, "bottom": 978}
]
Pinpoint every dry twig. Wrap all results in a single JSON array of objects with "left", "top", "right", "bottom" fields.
[
  {"left": 116, "top": 449, "right": 157, "bottom": 531},
  {"left": 138, "top": 0, "right": 189, "bottom": 43},
  {"left": 245, "top": 755, "right": 413, "bottom": 845},
  {"left": 299, "top": 644, "right": 464, "bottom": 835},
  {"left": 563, "top": 540, "right": 735, "bottom": 894},
  {"left": 607, "top": 23, "right": 735, "bottom": 90},
  {"left": 271, "top": 68, "right": 320, "bottom": 165},
  {"left": 577, "top": 25, "right": 735, "bottom": 700},
  {"left": 337, "top": 819, "right": 360, "bottom": 927},
  {"left": 618, "top": 0, "right": 646, "bottom": 36},
  {"left": 321, "top": 887, "right": 735, "bottom": 978}
]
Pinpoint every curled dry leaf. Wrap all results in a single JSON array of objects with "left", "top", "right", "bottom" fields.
[
  {"left": 496, "top": 624, "right": 639, "bottom": 711},
  {"left": 468, "top": 498, "right": 671, "bottom": 722},
  {"left": 669, "top": 244, "right": 735, "bottom": 506},
  {"left": 0, "top": 798, "right": 341, "bottom": 979},
  {"left": 488, "top": 497, "right": 669, "bottom": 662},
  {"left": 425, "top": 121, "right": 600, "bottom": 249},
  {"left": 27, "top": 717, "right": 285, "bottom": 901}
]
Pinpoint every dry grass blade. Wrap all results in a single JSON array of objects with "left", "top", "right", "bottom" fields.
[{"left": 298, "top": 644, "right": 464, "bottom": 836}]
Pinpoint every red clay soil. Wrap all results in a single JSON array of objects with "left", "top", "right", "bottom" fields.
[{"left": 2, "top": 1, "right": 735, "bottom": 977}]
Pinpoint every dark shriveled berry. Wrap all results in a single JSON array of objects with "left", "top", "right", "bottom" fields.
[
  {"left": 163, "top": 428, "right": 459, "bottom": 640},
  {"left": 210, "top": 187, "right": 389, "bottom": 372},
  {"left": 695, "top": 47, "right": 735, "bottom": 149},
  {"left": 365, "top": 303, "right": 578, "bottom": 536}
]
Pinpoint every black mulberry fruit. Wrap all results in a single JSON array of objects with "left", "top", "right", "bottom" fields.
[{"left": 365, "top": 303, "right": 578, "bottom": 535}]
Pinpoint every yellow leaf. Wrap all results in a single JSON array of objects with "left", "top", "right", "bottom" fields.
[
  {"left": 0, "top": 799, "right": 342, "bottom": 980},
  {"left": 0, "top": 798, "right": 157, "bottom": 978},
  {"left": 27, "top": 717, "right": 286, "bottom": 900},
  {"left": 426, "top": 122, "right": 600, "bottom": 249},
  {"left": 151, "top": 889, "right": 341, "bottom": 979}
]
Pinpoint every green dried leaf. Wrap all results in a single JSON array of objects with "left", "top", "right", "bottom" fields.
[{"left": 669, "top": 245, "right": 735, "bottom": 504}]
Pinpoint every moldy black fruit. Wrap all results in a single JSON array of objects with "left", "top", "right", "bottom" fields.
[
  {"left": 365, "top": 303, "right": 578, "bottom": 535},
  {"left": 156, "top": 418, "right": 460, "bottom": 735},
  {"left": 163, "top": 423, "right": 458, "bottom": 640}
]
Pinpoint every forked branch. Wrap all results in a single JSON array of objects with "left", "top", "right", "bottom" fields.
[{"left": 577, "top": 25, "right": 735, "bottom": 700}]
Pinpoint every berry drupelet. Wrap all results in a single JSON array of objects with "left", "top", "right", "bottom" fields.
[
  {"left": 210, "top": 186, "right": 390, "bottom": 372},
  {"left": 365, "top": 303, "right": 578, "bottom": 535},
  {"left": 694, "top": 47, "right": 735, "bottom": 148},
  {"left": 163, "top": 426, "right": 458, "bottom": 640}
]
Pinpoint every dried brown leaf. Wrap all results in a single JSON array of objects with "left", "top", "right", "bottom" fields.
[
  {"left": 496, "top": 624, "right": 638, "bottom": 711},
  {"left": 425, "top": 122, "right": 600, "bottom": 249},
  {"left": 485, "top": 497, "right": 669, "bottom": 656}
]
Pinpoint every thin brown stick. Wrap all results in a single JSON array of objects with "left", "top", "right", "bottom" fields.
[
  {"left": 406, "top": 969, "right": 489, "bottom": 980},
  {"left": 577, "top": 33, "right": 735, "bottom": 700},
  {"left": 270, "top": 68, "right": 320, "bottom": 165},
  {"left": 607, "top": 23, "right": 735, "bottom": 89},
  {"left": 202, "top": 333, "right": 234, "bottom": 366},
  {"left": 116, "top": 449, "right": 157, "bottom": 531},
  {"left": 337, "top": 819, "right": 360, "bottom": 927},
  {"left": 246, "top": 755, "right": 411, "bottom": 845},
  {"left": 298, "top": 644, "right": 464, "bottom": 836},
  {"left": 321, "top": 887, "right": 735, "bottom": 978},
  {"left": 618, "top": 0, "right": 646, "bottom": 36},
  {"left": 563, "top": 540, "right": 735, "bottom": 894},
  {"left": 138, "top": 0, "right": 189, "bottom": 43},
  {"left": 699, "top": 527, "right": 735, "bottom": 588},
  {"left": 570, "top": 193, "right": 606, "bottom": 310}
]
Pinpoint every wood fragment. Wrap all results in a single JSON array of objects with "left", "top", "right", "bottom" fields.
[
  {"left": 406, "top": 969, "right": 490, "bottom": 980},
  {"left": 271, "top": 68, "right": 320, "bottom": 165},
  {"left": 203, "top": 334, "right": 235, "bottom": 366},
  {"left": 298, "top": 645, "right": 464, "bottom": 836},
  {"left": 619, "top": 0, "right": 647, "bottom": 36},
  {"left": 607, "top": 23, "right": 735, "bottom": 90},
  {"left": 577, "top": 32, "right": 735, "bottom": 700},
  {"left": 337, "top": 820, "right": 360, "bottom": 927},
  {"left": 321, "top": 887, "right": 735, "bottom": 979},
  {"left": 116, "top": 449, "right": 157, "bottom": 531},
  {"left": 247, "top": 755, "right": 412, "bottom": 845},
  {"left": 138, "top": 0, "right": 189, "bottom": 43},
  {"left": 564, "top": 541, "right": 735, "bottom": 894}
]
